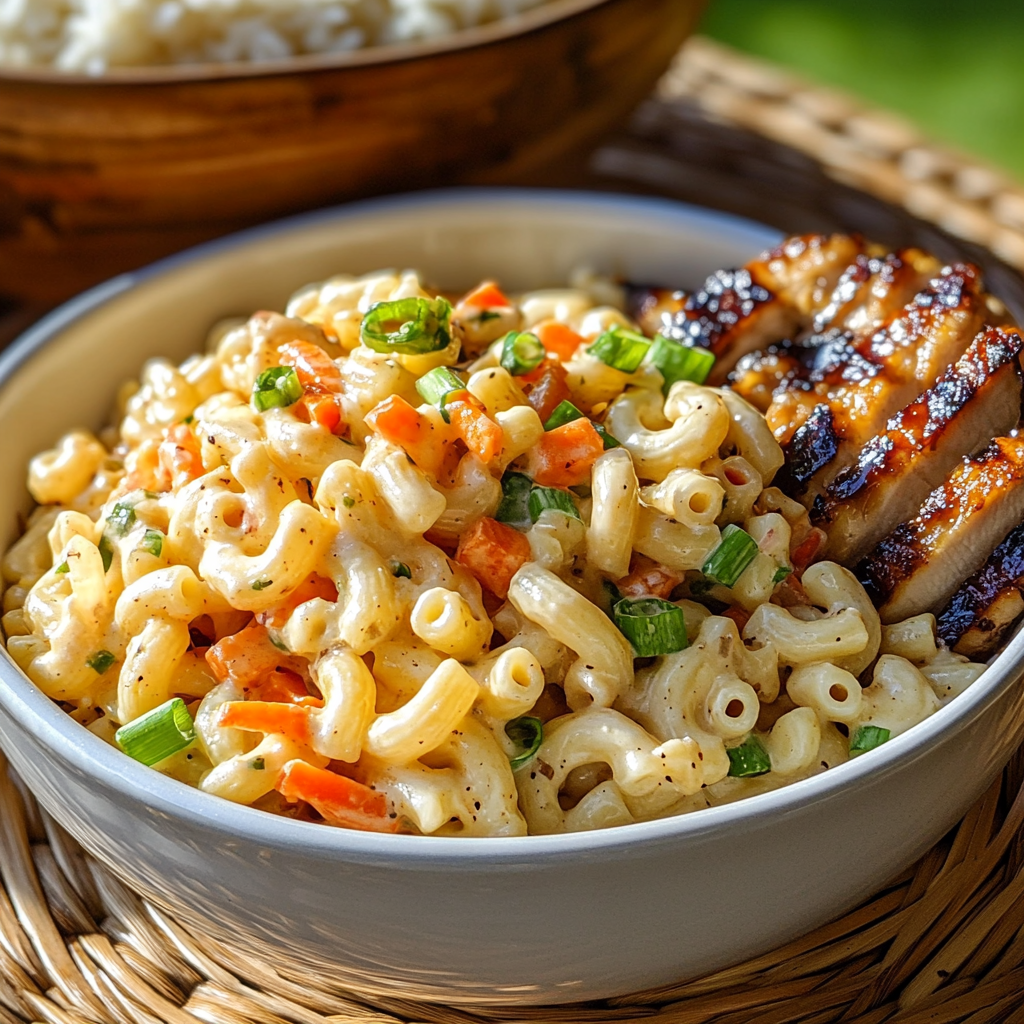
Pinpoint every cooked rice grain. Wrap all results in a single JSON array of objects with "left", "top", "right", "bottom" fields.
[{"left": 0, "top": 0, "right": 550, "bottom": 72}]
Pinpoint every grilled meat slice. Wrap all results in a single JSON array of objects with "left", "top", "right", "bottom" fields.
[
  {"left": 771, "top": 263, "right": 988, "bottom": 500},
  {"left": 937, "top": 522, "right": 1024, "bottom": 659},
  {"left": 625, "top": 286, "right": 687, "bottom": 340},
  {"left": 657, "top": 234, "right": 865, "bottom": 384},
  {"left": 727, "top": 343, "right": 812, "bottom": 413},
  {"left": 856, "top": 436, "right": 1024, "bottom": 624},
  {"left": 811, "top": 326, "right": 1024, "bottom": 566},
  {"left": 812, "top": 249, "right": 942, "bottom": 336}
]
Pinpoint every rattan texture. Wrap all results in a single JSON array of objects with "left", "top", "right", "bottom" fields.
[{"left": 4, "top": 36, "right": 1024, "bottom": 1024}]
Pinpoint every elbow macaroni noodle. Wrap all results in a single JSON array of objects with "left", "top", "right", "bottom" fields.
[{"left": 1, "top": 267, "right": 992, "bottom": 836}]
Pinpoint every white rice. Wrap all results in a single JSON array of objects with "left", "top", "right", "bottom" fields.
[{"left": 0, "top": 0, "right": 550, "bottom": 73}]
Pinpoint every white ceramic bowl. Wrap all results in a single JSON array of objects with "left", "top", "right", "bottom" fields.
[{"left": 1, "top": 190, "right": 1023, "bottom": 1006}]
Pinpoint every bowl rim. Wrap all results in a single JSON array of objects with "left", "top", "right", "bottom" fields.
[
  {"left": 0, "top": 0, "right": 623, "bottom": 85},
  {"left": 2, "top": 185, "right": 1022, "bottom": 867}
]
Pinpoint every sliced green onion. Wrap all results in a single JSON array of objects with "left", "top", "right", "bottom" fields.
[
  {"left": 601, "top": 578, "right": 622, "bottom": 615},
  {"left": 252, "top": 578, "right": 273, "bottom": 591},
  {"left": 495, "top": 472, "right": 534, "bottom": 530},
  {"left": 702, "top": 525, "right": 759, "bottom": 587},
  {"left": 506, "top": 716, "right": 543, "bottom": 770},
  {"left": 528, "top": 487, "right": 581, "bottom": 523},
  {"left": 772, "top": 566, "right": 792, "bottom": 585},
  {"left": 543, "top": 400, "right": 585, "bottom": 431},
  {"left": 115, "top": 697, "right": 196, "bottom": 767},
  {"left": 86, "top": 650, "right": 116, "bottom": 674},
  {"left": 391, "top": 561, "right": 412, "bottom": 579},
  {"left": 593, "top": 423, "right": 620, "bottom": 449},
  {"left": 850, "top": 725, "right": 890, "bottom": 756},
  {"left": 269, "top": 635, "right": 290, "bottom": 652},
  {"left": 253, "top": 366, "right": 303, "bottom": 412},
  {"left": 648, "top": 334, "right": 716, "bottom": 393},
  {"left": 612, "top": 596, "right": 688, "bottom": 657},
  {"left": 500, "top": 331, "right": 545, "bottom": 376},
  {"left": 54, "top": 561, "right": 69, "bottom": 575},
  {"left": 588, "top": 326, "right": 651, "bottom": 373},
  {"left": 98, "top": 534, "right": 114, "bottom": 573},
  {"left": 140, "top": 529, "right": 163, "bottom": 558},
  {"left": 415, "top": 366, "right": 464, "bottom": 407},
  {"left": 727, "top": 735, "right": 771, "bottom": 777},
  {"left": 360, "top": 297, "right": 452, "bottom": 355},
  {"left": 106, "top": 501, "right": 136, "bottom": 537}
]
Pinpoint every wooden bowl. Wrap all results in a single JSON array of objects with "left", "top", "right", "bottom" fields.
[{"left": 0, "top": 0, "right": 705, "bottom": 306}]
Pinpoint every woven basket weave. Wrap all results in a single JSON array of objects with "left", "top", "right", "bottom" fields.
[{"left": 3, "top": 37, "right": 1024, "bottom": 1024}]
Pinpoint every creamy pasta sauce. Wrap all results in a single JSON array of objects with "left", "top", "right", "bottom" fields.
[{"left": 1, "top": 268, "right": 988, "bottom": 835}]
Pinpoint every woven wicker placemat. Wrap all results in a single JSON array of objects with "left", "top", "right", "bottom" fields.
[{"left": 4, "top": 36, "right": 1024, "bottom": 1024}]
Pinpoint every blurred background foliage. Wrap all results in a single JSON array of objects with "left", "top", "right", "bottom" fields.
[{"left": 700, "top": 0, "right": 1024, "bottom": 180}]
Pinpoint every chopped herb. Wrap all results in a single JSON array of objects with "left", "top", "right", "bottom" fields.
[
  {"left": 727, "top": 735, "right": 771, "bottom": 777},
  {"left": 391, "top": 561, "right": 412, "bottom": 579},
  {"left": 98, "top": 534, "right": 114, "bottom": 573},
  {"left": 252, "top": 579, "right": 273, "bottom": 591},
  {"left": 543, "top": 400, "right": 585, "bottom": 431},
  {"left": 252, "top": 366, "right": 303, "bottom": 412},
  {"left": 499, "top": 331, "right": 545, "bottom": 376},
  {"left": 528, "top": 486, "right": 581, "bottom": 523},
  {"left": 772, "top": 566, "right": 793, "bottom": 585},
  {"left": 588, "top": 325, "right": 651, "bottom": 373},
  {"left": 495, "top": 471, "right": 533, "bottom": 530},
  {"left": 115, "top": 697, "right": 195, "bottom": 767},
  {"left": 613, "top": 596, "right": 688, "bottom": 657},
  {"left": 360, "top": 296, "right": 453, "bottom": 355},
  {"left": 702, "top": 525, "right": 759, "bottom": 588},
  {"left": 505, "top": 716, "right": 543, "bottom": 770},
  {"left": 251, "top": 757, "right": 266, "bottom": 771},
  {"left": 54, "top": 561, "right": 69, "bottom": 575},
  {"left": 106, "top": 501, "right": 136, "bottom": 536},
  {"left": 342, "top": 495, "right": 355, "bottom": 508},
  {"left": 477, "top": 310, "right": 502, "bottom": 323},
  {"left": 850, "top": 725, "right": 890, "bottom": 756},
  {"left": 593, "top": 422, "right": 621, "bottom": 449},
  {"left": 183, "top": 414, "right": 194, "bottom": 425},
  {"left": 86, "top": 650, "right": 116, "bottom": 674},
  {"left": 269, "top": 635, "right": 290, "bottom": 652},
  {"left": 140, "top": 529, "right": 163, "bottom": 558}
]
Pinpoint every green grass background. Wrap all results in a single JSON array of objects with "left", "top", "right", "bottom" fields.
[{"left": 699, "top": 0, "right": 1024, "bottom": 180}]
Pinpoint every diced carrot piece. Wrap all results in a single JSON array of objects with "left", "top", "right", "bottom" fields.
[
  {"left": 278, "top": 339, "right": 343, "bottom": 392},
  {"left": 123, "top": 438, "right": 164, "bottom": 493},
  {"left": 365, "top": 395, "right": 450, "bottom": 476},
  {"left": 523, "top": 417, "right": 604, "bottom": 487},
  {"left": 296, "top": 391, "right": 344, "bottom": 434},
  {"left": 534, "top": 319, "right": 585, "bottom": 362},
  {"left": 158, "top": 422, "right": 204, "bottom": 490},
  {"left": 722, "top": 605, "right": 751, "bottom": 631},
  {"left": 277, "top": 759, "right": 399, "bottom": 833},
  {"left": 616, "top": 555, "right": 685, "bottom": 599},
  {"left": 445, "top": 393, "right": 503, "bottom": 463},
  {"left": 457, "top": 281, "right": 512, "bottom": 310},
  {"left": 258, "top": 572, "right": 339, "bottom": 630},
  {"left": 205, "top": 622, "right": 292, "bottom": 686},
  {"left": 249, "top": 668, "right": 322, "bottom": 707},
  {"left": 792, "top": 527, "right": 827, "bottom": 572},
  {"left": 455, "top": 517, "right": 532, "bottom": 599},
  {"left": 516, "top": 360, "right": 571, "bottom": 423},
  {"left": 219, "top": 701, "right": 315, "bottom": 745}
]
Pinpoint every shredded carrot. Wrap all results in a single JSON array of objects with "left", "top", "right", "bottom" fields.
[
  {"left": 457, "top": 281, "right": 512, "bottom": 311},
  {"left": 445, "top": 392, "right": 503, "bottom": 463},
  {"left": 277, "top": 759, "right": 399, "bottom": 833},
  {"left": 516, "top": 360, "right": 572, "bottom": 423},
  {"left": 523, "top": 417, "right": 604, "bottom": 487},
  {"left": 616, "top": 555, "right": 685, "bottom": 599},
  {"left": 534, "top": 319, "right": 585, "bottom": 362},
  {"left": 455, "top": 517, "right": 532, "bottom": 599},
  {"left": 219, "top": 701, "right": 314, "bottom": 745},
  {"left": 158, "top": 422, "right": 204, "bottom": 490},
  {"left": 258, "top": 572, "right": 338, "bottom": 630},
  {"left": 205, "top": 622, "right": 293, "bottom": 686},
  {"left": 365, "top": 395, "right": 450, "bottom": 476},
  {"left": 249, "top": 668, "right": 322, "bottom": 707}
]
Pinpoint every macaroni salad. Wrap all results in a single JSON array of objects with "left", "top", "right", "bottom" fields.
[{"left": 1, "top": 269, "right": 989, "bottom": 836}]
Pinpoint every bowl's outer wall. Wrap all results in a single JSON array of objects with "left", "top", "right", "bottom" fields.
[
  {"left": 1, "top": 192, "right": 1023, "bottom": 1004},
  {"left": 0, "top": 0, "right": 704, "bottom": 305}
]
